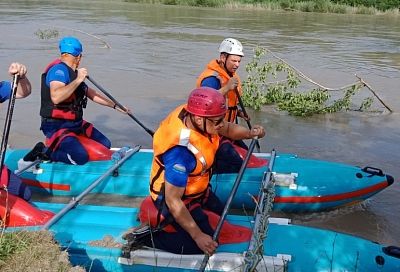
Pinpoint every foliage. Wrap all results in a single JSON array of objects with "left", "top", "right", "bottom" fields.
[
  {"left": 331, "top": 0, "right": 400, "bottom": 11},
  {"left": 242, "top": 46, "right": 373, "bottom": 116},
  {"left": 248, "top": 0, "right": 399, "bottom": 11},
  {"left": 125, "top": 0, "right": 399, "bottom": 13},
  {"left": 34, "top": 29, "right": 59, "bottom": 40},
  {"left": 187, "top": 0, "right": 225, "bottom": 7}
]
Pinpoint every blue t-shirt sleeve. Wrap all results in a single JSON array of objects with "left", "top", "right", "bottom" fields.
[
  {"left": 200, "top": 76, "right": 221, "bottom": 90},
  {"left": 46, "top": 64, "right": 70, "bottom": 87},
  {"left": 162, "top": 146, "right": 196, "bottom": 188},
  {"left": 0, "top": 81, "right": 11, "bottom": 103}
]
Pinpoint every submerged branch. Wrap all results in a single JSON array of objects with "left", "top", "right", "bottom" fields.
[
  {"left": 356, "top": 75, "right": 392, "bottom": 112},
  {"left": 38, "top": 24, "right": 111, "bottom": 49},
  {"left": 246, "top": 44, "right": 392, "bottom": 113},
  {"left": 260, "top": 46, "right": 361, "bottom": 91}
]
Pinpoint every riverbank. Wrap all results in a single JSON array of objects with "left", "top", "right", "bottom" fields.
[
  {"left": 0, "top": 230, "right": 84, "bottom": 271},
  {"left": 124, "top": 0, "right": 400, "bottom": 15}
]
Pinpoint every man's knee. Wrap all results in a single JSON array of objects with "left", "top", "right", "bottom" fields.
[
  {"left": 60, "top": 137, "right": 89, "bottom": 165},
  {"left": 214, "top": 143, "right": 243, "bottom": 173}
]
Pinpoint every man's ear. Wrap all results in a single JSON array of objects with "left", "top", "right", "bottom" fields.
[
  {"left": 193, "top": 115, "right": 204, "bottom": 127},
  {"left": 220, "top": 53, "right": 227, "bottom": 62}
]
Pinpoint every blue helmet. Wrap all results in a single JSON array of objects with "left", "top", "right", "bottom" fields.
[{"left": 59, "top": 36, "right": 83, "bottom": 57}]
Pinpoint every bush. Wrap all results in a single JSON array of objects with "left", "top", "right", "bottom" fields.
[{"left": 242, "top": 46, "right": 374, "bottom": 116}]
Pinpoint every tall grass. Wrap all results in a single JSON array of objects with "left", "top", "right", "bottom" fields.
[{"left": 124, "top": 0, "right": 400, "bottom": 14}]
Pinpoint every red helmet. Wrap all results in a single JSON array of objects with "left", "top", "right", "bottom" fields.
[{"left": 186, "top": 87, "right": 227, "bottom": 117}]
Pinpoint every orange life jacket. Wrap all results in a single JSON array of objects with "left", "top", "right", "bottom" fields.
[
  {"left": 150, "top": 105, "right": 219, "bottom": 202},
  {"left": 196, "top": 59, "right": 242, "bottom": 123}
]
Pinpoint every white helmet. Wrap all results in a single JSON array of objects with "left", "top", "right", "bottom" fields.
[{"left": 218, "top": 38, "right": 244, "bottom": 57}]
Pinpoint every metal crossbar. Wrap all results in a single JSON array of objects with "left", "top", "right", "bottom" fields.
[{"left": 244, "top": 150, "right": 278, "bottom": 271}]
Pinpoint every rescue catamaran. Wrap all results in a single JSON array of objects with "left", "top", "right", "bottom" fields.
[
  {"left": 2, "top": 146, "right": 399, "bottom": 271},
  {"left": 5, "top": 141, "right": 394, "bottom": 212}
]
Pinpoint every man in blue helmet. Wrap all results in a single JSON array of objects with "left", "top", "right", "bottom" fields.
[
  {"left": 24, "top": 36, "right": 126, "bottom": 165},
  {"left": 1, "top": 62, "right": 32, "bottom": 201}
]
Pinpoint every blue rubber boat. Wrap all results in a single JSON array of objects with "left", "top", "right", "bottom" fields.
[
  {"left": 2, "top": 147, "right": 400, "bottom": 272},
  {"left": 5, "top": 147, "right": 394, "bottom": 212},
  {"left": 11, "top": 202, "right": 395, "bottom": 272},
  {"left": 3, "top": 147, "right": 400, "bottom": 271}
]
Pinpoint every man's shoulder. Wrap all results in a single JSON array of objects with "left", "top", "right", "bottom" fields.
[
  {"left": 200, "top": 76, "right": 220, "bottom": 90},
  {"left": 47, "top": 63, "right": 70, "bottom": 83},
  {"left": 48, "top": 62, "right": 68, "bottom": 73}
]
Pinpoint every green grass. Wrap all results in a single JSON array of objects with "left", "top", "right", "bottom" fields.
[
  {"left": 0, "top": 230, "right": 83, "bottom": 271},
  {"left": 0, "top": 231, "right": 29, "bottom": 264},
  {"left": 124, "top": 0, "right": 400, "bottom": 14}
]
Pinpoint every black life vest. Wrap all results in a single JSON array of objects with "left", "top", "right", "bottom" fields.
[{"left": 40, "top": 61, "right": 87, "bottom": 121}]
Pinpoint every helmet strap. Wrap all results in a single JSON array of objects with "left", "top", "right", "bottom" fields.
[
  {"left": 201, "top": 117, "right": 213, "bottom": 142},
  {"left": 202, "top": 118, "right": 208, "bottom": 135},
  {"left": 188, "top": 114, "right": 212, "bottom": 140}
]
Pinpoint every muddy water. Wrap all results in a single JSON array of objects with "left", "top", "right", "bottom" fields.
[{"left": 0, "top": 0, "right": 399, "bottom": 245}]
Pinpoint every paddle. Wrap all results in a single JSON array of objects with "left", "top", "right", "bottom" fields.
[
  {"left": 0, "top": 75, "right": 19, "bottom": 177},
  {"left": 234, "top": 88, "right": 261, "bottom": 152},
  {"left": 198, "top": 138, "right": 258, "bottom": 272},
  {"left": 41, "top": 145, "right": 140, "bottom": 230},
  {"left": 86, "top": 76, "right": 155, "bottom": 137}
]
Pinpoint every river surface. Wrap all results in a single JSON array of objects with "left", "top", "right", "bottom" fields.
[{"left": 1, "top": 0, "right": 399, "bottom": 246}]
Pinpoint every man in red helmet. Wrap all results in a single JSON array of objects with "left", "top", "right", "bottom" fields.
[{"left": 146, "top": 87, "right": 265, "bottom": 255}]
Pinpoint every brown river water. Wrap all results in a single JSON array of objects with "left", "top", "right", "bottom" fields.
[{"left": 0, "top": 0, "right": 399, "bottom": 246}]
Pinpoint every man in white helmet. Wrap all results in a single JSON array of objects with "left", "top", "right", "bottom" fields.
[
  {"left": 196, "top": 38, "right": 253, "bottom": 174},
  {"left": 196, "top": 38, "right": 246, "bottom": 124}
]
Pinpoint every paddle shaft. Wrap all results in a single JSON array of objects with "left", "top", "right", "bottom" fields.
[
  {"left": 234, "top": 88, "right": 261, "bottom": 152},
  {"left": 41, "top": 146, "right": 140, "bottom": 230},
  {"left": 198, "top": 138, "right": 257, "bottom": 272},
  {"left": 86, "top": 76, "right": 155, "bottom": 137},
  {"left": 0, "top": 75, "right": 19, "bottom": 176}
]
